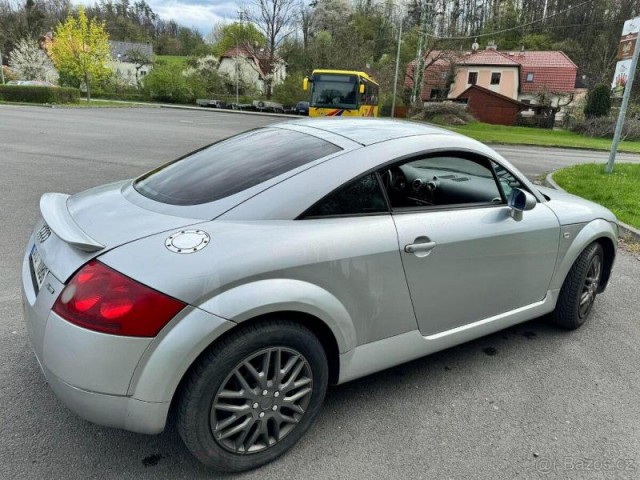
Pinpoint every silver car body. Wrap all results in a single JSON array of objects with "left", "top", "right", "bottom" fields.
[{"left": 22, "top": 118, "right": 618, "bottom": 435}]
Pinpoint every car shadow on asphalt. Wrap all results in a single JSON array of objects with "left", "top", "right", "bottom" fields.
[{"left": 14, "top": 315, "right": 572, "bottom": 478}]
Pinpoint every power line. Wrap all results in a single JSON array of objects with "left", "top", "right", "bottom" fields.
[{"left": 427, "top": 0, "right": 597, "bottom": 40}]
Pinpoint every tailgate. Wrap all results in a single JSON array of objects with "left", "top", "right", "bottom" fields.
[{"left": 34, "top": 181, "right": 203, "bottom": 282}]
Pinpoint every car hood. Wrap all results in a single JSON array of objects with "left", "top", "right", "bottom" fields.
[
  {"left": 537, "top": 185, "right": 617, "bottom": 225},
  {"left": 36, "top": 180, "right": 203, "bottom": 282}
]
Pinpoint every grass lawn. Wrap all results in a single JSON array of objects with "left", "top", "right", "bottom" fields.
[
  {"left": 449, "top": 122, "right": 640, "bottom": 154},
  {"left": 155, "top": 55, "right": 188, "bottom": 68},
  {"left": 552, "top": 163, "right": 640, "bottom": 229},
  {"left": 63, "top": 100, "right": 155, "bottom": 108},
  {"left": 1, "top": 99, "right": 156, "bottom": 108}
]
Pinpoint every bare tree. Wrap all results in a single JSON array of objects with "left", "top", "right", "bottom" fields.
[
  {"left": 125, "top": 48, "right": 152, "bottom": 86},
  {"left": 299, "top": 4, "right": 313, "bottom": 51},
  {"left": 248, "top": 0, "right": 297, "bottom": 98}
]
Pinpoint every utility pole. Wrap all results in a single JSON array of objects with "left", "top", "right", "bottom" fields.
[
  {"left": 411, "top": 2, "right": 433, "bottom": 106},
  {"left": 607, "top": 33, "right": 640, "bottom": 174},
  {"left": 235, "top": 8, "right": 246, "bottom": 108},
  {"left": 391, "top": 17, "right": 403, "bottom": 118}
]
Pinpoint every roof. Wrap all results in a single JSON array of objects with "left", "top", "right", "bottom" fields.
[
  {"left": 285, "top": 118, "right": 456, "bottom": 146},
  {"left": 457, "top": 84, "right": 526, "bottom": 107},
  {"left": 514, "top": 51, "right": 577, "bottom": 93},
  {"left": 456, "top": 50, "right": 520, "bottom": 66},
  {"left": 109, "top": 41, "right": 153, "bottom": 61}
]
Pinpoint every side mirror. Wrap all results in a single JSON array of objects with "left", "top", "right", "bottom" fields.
[
  {"left": 303, "top": 77, "right": 309, "bottom": 91},
  {"left": 359, "top": 83, "right": 365, "bottom": 94},
  {"left": 508, "top": 188, "right": 536, "bottom": 220}
]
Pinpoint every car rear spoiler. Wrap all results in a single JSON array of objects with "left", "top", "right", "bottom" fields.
[{"left": 40, "top": 193, "right": 105, "bottom": 252}]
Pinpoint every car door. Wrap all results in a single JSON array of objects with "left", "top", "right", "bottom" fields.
[{"left": 379, "top": 152, "right": 560, "bottom": 337}]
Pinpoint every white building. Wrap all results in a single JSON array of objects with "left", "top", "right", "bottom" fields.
[
  {"left": 109, "top": 41, "right": 153, "bottom": 86},
  {"left": 218, "top": 44, "right": 286, "bottom": 94}
]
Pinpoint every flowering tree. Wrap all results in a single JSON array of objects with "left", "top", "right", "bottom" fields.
[
  {"left": 49, "top": 6, "right": 111, "bottom": 101},
  {"left": 8, "top": 38, "right": 58, "bottom": 83}
]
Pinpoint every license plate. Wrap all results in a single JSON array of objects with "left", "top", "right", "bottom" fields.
[{"left": 30, "top": 244, "right": 49, "bottom": 291}]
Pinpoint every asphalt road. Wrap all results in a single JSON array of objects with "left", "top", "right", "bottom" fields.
[{"left": 1, "top": 105, "right": 640, "bottom": 479}]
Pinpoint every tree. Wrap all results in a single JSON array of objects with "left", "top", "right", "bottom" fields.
[
  {"left": 49, "top": 6, "right": 111, "bottom": 102},
  {"left": 125, "top": 47, "right": 151, "bottom": 86},
  {"left": 249, "top": 0, "right": 297, "bottom": 98},
  {"left": 8, "top": 38, "right": 58, "bottom": 83},
  {"left": 212, "top": 22, "right": 266, "bottom": 58},
  {"left": 584, "top": 84, "right": 612, "bottom": 119}
]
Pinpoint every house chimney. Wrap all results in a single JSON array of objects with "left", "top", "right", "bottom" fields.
[
  {"left": 486, "top": 40, "right": 497, "bottom": 50},
  {"left": 471, "top": 38, "right": 479, "bottom": 53}
]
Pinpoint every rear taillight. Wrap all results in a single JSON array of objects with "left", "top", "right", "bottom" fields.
[{"left": 53, "top": 260, "right": 186, "bottom": 337}]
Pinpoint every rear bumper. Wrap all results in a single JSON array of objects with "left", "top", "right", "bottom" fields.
[
  {"left": 22, "top": 237, "right": 235, "bottom": 435},
  {"left": 42, "top": 361, "right": 170, "bottom": 433}
]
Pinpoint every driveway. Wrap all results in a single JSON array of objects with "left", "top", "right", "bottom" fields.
[{"left": 1, "top": 106, "right": 639, "bottom": 479}]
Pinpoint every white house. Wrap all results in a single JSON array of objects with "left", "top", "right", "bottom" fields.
[
  {"left": 109, "top": 41, "right": 153, "bottom": 86},
  {"left": 218, "top": 44, "right": 286, "bottom": 94}
]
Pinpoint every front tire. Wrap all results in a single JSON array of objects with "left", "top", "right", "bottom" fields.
[
  {"left": 177, "top": 320, "right": 328, "bottom": 472},
  {"left": 551, "top": 242, "right": 603, "bottom": 330}
]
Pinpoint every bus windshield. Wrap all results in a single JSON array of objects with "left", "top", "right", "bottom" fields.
[{"left": 311, "top": 74, "right": 358, "bottom": 110}]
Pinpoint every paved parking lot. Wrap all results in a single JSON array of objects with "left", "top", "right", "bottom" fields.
[{"left": 1, "top": 106, "right": 640, "bottom": 479}]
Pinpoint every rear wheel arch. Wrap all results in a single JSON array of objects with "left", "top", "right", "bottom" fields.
[{"left": 170, "top": 311, "right": 341, "bottom": 418}]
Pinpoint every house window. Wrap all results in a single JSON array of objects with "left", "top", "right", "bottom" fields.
[
  {"left": 490, "top": 72, "right": 501, "bottom": 85},
  {"left": 468, "top": 72, "right": 478, "bottom": 85},
  {"left": 526, "top": 72, "right": 534, "bottom": 82}
]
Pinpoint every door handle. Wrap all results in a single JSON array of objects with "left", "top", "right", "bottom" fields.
[{"left": 404, "top": 240, "right": 437, "bottom": 254}]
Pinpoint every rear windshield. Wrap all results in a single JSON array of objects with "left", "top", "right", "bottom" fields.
[{"left": 134, "top": 128, "right": 342, "bottom": 205}]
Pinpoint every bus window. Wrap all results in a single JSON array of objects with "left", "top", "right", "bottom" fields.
[{"left": 310, "top": 74, "right": 358, "bottom": 110}]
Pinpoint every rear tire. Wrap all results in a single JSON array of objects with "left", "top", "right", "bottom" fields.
[
  {"left": 551, "top": 242, "right": 603, "bottom": 330},
  {"left": 177, "top": 320, "right": 328, "bottom": 472}
]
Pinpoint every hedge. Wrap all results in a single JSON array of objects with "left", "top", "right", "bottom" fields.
[{"left": 0, "top": 85, "right": 80, "bottom": 104}]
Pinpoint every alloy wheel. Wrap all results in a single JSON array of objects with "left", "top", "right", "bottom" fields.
[
  {"left": 210, "top": 347, "right": 313, "bottom": 454},
  {"left": 579, "top": 255, "right": 601, "bottom": 318}
]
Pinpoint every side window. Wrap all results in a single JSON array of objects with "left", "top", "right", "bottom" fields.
[
  {"left": 379, "top": 155, "right": 503, "bottom": 209},
  {"left": 304, "top": 173, "right": 388, "bottom": 217},
  {"left": 492, "top": 161, "right": 525, "bottom": 199}
]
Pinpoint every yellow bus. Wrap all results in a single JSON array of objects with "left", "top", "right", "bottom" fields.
[{"left": 303, "top": 69, "right": 379, "bottom": 117}]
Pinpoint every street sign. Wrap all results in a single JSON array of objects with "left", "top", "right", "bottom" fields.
[
  {"left": 608, "top": 16, "right": 640, "bottom": 173},
  {"left": 612, "top": 16, "right": 640, "bottom": 96}
]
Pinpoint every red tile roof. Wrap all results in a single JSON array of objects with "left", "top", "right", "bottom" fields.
[
  {"left": 511, "top": 51, "right": 577, "bottom": 93},
  {"left": 456, "top": 50, "right": 520, "bottom": 66}
]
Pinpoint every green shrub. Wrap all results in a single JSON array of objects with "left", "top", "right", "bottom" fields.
[
  {"left": 142, "top": 64, "right": 204, "bottom": 103},
  {"left": 584, "top": 84, "right": 611, "bottom": 118},
  {"left": 0, "top": 85, "right": 80, "bottom": 104},
  {"left": 272, "top": 74, "right": 307, "bottom": 106}
]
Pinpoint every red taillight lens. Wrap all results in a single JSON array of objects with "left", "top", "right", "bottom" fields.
[{"left": 53, "top": 260, "right": 186, "bottom": 337}]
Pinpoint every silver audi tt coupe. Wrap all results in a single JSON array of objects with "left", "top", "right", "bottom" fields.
[{"left": 22, "top": 118, "right": 617, "bottom": 471}]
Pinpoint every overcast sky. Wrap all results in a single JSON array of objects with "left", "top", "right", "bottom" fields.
[{"left": 72, "top": 0, "right": 242, "bottom": 35}]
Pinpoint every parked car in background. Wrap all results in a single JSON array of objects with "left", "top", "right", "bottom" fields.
[
  {"left": 6, "top": 80, "right": 56, "bottom": 87},
  {"left": 196, "top": 99, "right": 229, "bottom": 109},
  {"left": 23, "top": 119, "right": 617, "bottom": 472},
  {"left": 295, "top": 101, "right": 309, "bottom": 115},
  {"left": 254, "top": 100, "right": 285, "bottom": 113}
]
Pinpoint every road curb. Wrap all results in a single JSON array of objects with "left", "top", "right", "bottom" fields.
[
  {"left": 545, "top": 172, "right": 640, "bottom": 242},
  {"left": 159, "top": 104, "right": 299, "bottom": 118}
]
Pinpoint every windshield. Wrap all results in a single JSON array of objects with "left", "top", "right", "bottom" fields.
[
  {"left": 134, "top": 128, "right": 342, "bottom": 206},
  {"left": 311, "top": 74, "right": 358, "bottom": 109}
]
